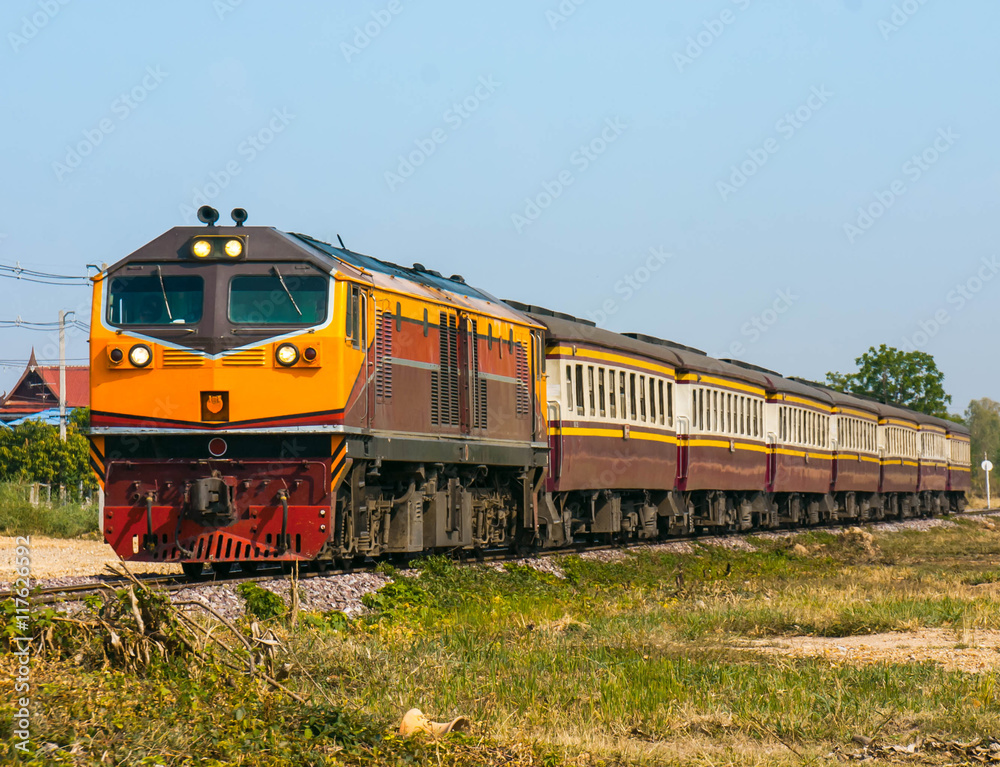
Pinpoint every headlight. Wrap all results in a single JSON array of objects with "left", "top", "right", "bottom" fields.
[
  {"left": 224, "top": 239, "right": 243, "bottom": 257},
  {"left": 303, "top": 346, "right": 317, "bottom": 362},
  {"left": 191, "top": 239, "right": 213, "bottom": 258},
  {"left": 275, "top": 343, "right": 299, "bottom": 367},
  {"left": 128, "top": 344, "right": 152, "bottom": 368},
  {"left": 109, "top": 348, "right": 124, "bottom": 364}
]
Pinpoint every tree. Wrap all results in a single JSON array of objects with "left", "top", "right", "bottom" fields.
[
  {"left": 826, "top": 344, "right": 952, "bottom": 417},
  {"left": 0, "top": 410, "right": 95, "bottom": 493},
  {"left": 966, "top": 398, "right": 1000, "bottom": 495}
]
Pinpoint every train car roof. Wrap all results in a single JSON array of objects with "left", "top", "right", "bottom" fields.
[{"left": 511, "top": 303, "right": 777, "bottom": 391}]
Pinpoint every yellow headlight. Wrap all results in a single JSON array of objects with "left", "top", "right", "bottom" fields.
[
  {"left": 192, "top": 240, "right": 213, "bottom": 258},
  {"left": 275, "top": 343, "right": 299, "bottom": 367},
  {"left": 225, "top": 239, "right": 243, "bottom": 257},
  {"left": 128, "top": 344, "right": 152, "bottom": 368}
]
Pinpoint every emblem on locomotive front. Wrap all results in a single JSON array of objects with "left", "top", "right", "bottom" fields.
[{"left": 200, "top": 391, "right": 229, "bottom": 422}]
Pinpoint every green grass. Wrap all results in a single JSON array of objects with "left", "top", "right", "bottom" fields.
[
  {"left": 0, "top": 483, "right": 98, "bottom": 538},
  {"left": 6, "top": 518, "right": 1000, "bottom": 765}
]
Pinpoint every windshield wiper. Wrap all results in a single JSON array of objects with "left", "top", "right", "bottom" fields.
[
  {"left": 155, "top": 265, "right": 174, "bottom": 322},
  {"left": 271, "top": 266, "right": 303, "bottom": 317}
]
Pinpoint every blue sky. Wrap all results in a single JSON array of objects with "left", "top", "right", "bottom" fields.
[{"left": 1, "top": 0, "right": 997, "bottom": 414}]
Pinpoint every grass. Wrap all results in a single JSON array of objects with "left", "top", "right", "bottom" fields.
[
  {"left": 5, "top": 517, "right": 1000, "bottom": 764},
  {"left": 0, "top": 483, "right": 98, "bottom": 538}
]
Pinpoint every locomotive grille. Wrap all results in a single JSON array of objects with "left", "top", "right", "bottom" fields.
[
  {"left": 221, "top": 348, "right": 266, "bottom": 366},
  {"left": 431, "top": 312, "right": 460, "bottom": 426},
  {"left": 515, "top": 342, "right": 530, "bottom": 417},
  {"left": 375, "top": 308, "right": 393, "bottom": 400},
  {"left": 162, "top": 349, "right": 205, "bottom": 367}
]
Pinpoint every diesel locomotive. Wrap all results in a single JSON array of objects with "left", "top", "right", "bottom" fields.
[{"left": 88, "top": 209, "right": 970, "bottom": 575}]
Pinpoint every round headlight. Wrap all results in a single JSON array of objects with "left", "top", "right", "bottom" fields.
[
  {"left": 128, "top": 344, "right": 152, "bottom": 368},
  {"left": 303, "top": 346, "right": 317, "bottom": 362},
  {"left": 192, "top": 239, "right": 213, "bottom": 258},
  {"left": 224, "top": 239, "right": 243, "bottom": 257},
  {"left": 109, "top": 348, "right": 124, "bottom": 364},
  {"left": 275, "top": 343, "right": 299, "bottom": 367}
]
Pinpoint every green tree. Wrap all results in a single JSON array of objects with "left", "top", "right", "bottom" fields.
[
  {"left": 826, "top": 344, "right": 952, "bottom": 417},
  {"left": 966, "top": 398, "right": 1000, "bottom": 495},
  {"left": 0, "top": 410, "right": 95, "bottom": 493}
]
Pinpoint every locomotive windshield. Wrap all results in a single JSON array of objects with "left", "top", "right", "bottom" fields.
[
  {"left": 107, "top": 273, "right": 204, "bottom": 325},
  {"left": 228, "top": 271, "right": 328, "bottom": 325}
]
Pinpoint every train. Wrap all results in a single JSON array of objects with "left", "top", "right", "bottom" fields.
[{"left": 88, "top": 208, "right": 971, "bottom": 575}]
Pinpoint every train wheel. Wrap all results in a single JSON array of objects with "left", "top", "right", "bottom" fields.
[
  {"left": 240, "top": 561, "right": 258, "bottom": 575},
  {"left": 211, "top": 562, "right": 233, "bottom": 576},
  {"left": 181, "top": 562, "right": 204, "bottom": 579}
]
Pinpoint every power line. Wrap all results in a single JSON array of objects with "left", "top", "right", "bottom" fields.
[
  {"left": 0, "top": 319, "right": 89, "bottom": 331},
  {"left": 0, "top": 262, "right": 90, "bottom": 286}
]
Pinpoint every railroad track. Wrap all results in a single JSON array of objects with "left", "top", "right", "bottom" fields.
[{"left": 5, "top": 508, "right": 997, "bottom": 605}]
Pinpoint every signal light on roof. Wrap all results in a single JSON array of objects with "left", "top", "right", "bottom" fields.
[
  {"left": 186, "top": 235, "right": 247, "bottom": 260},
  {"left": 192, "top": 239, "right": 213, "bottom": 258}
]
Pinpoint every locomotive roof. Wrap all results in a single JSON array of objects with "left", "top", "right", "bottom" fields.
[
  {"left": 106, "top": 226, "right": 533, "bottom": 326},
  {"left": 290, "top": 233, "right": 496, "bottom": 302}
]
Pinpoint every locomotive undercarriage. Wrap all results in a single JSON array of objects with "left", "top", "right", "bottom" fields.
[{"left": 317, "top": 458, "right": 534, "bottom": 563}]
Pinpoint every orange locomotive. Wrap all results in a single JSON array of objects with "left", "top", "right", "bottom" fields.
[{"left": 89, "top": 207, "right": 547, "bottom": 576}]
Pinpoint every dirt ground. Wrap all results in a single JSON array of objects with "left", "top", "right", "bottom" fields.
[
  {"left": 0, "top": 535, "right": 179, "bottom": 580},
  {"left": 736, "top": 629, "right": 1000, "bottom": 674}
]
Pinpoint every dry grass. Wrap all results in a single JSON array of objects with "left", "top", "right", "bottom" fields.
[{"left": 6, "top": 516, "right": 1000, "bottom": 765}]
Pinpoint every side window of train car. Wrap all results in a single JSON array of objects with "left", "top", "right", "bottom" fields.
[
  {"left": 608, "top": 369, "right": 618, "bottom": 418},
  {"left": 565, "top": 365, "right": 573, "bottom": 410},
  {"left": 598, "top": 368, "right": 606, "bottom": 417},
  {"left": 630, "top": 374, "right": 638, "bottom": 422},
  {"left": 619, "top": 372, "right": 626, "bottom": 419},
  {"left": 639, "top": 377, "right": 647, "bottom": 422},
  {"left": 649, "top": 377, "right": 656, "bottom": 423},
  {"left": 666, "top": 381, "right": 673, "bottom": 427},
  {"left": 575, "top": 364, "right": 585, "bottom": 416},
  {"left": 587, "top": 366, "right": 596, "bottom": 417}
]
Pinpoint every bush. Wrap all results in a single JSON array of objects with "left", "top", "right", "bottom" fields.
[
  {"left": 0, "top": 483, "right": 98, "bottom": 537},
  {"left": 237, "top": 582, "right": 287, "bottom": 621}
]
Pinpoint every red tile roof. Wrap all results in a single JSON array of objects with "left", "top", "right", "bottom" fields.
[
  {"left": 0, "top": 350, "right": 89, "bottom": 420},
  {"left": 36, "top": 366, "right": 89, "bottom": 407}
]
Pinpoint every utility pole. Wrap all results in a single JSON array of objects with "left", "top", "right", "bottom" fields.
[
  {"left": 58, "top": 310, "right": 75, "bottom": 442},
  {"left": 59, "top": 310, "right": 66, "bottom": 441}
]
